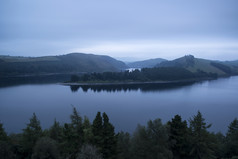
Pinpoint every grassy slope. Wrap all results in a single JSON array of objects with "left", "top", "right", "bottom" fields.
[
  {"left": 187, "top": 58, "right": 226, "bottom": 75},
  {"left": 127, "top": 58, "right": 167, "bottom": 68},
  {"left": 157, "top": 55, "right": 237, "bottom": 76}
]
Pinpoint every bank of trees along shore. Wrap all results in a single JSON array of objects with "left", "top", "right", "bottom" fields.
[
  {"left": 1, "top": 109, "right": 238, "bottom": 159},
  {"left": 70, "top": 67, "right": 217, "bottom": 83}
]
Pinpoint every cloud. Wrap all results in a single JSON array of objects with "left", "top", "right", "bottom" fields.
[{"left": 71, "top": 40, "right": 238, "bottom": 60}]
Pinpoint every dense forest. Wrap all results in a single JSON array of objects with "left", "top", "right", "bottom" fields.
[
  {"left": 69, "top": 67, "right": 217, "bottom": 83},
  {"left": 1, "top": 108, "right": 238, "bottom": 159}
]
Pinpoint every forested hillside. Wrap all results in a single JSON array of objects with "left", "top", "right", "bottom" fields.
[
  {"left": 1, "top": 108, "right": 238, "bottom": 159},
  {"left": 0, "top": 53, "right": 127, "bottom": 77}
]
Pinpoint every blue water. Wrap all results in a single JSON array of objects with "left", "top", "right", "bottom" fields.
[{"left": 0, "top": 76, "right": 238, "bottom": 134}]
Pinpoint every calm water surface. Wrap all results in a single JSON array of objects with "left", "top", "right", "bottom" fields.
[{"left": 0, "top": 76, "right": 238, "bottom": 134}]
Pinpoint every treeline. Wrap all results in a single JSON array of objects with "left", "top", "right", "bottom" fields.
[
  {"left": 70, "top": 67, "right": 217, "bottom": 83},
  {"left": 1, "top": 109, "right": 238, "bottom": 159}
]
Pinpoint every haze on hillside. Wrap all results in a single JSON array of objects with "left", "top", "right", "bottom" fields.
[{"left": 1, "top": 0, "right": 238, "bottom": 61}]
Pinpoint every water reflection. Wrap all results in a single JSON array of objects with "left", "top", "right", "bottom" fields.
[
  {"left": 69, "top": 82, "right": 197, "bottom": 93},
  {"left": 0, "top": 74, "right": 71, "bottom": 88}
]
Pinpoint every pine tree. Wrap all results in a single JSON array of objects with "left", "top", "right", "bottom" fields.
[
  {"left": 189, "top": 111, "right": 216, "bottom": 159},
  {"left": 0, "top": 123, "right": 8, "bottom": 141},
  {"left": 22, "top": 113, "right": 42, "bottom": 158},
  {"left": 131, "top": 119, "right": 172, "bottom": 159},
  {"left": 70, "top": 107, "right": 84, "bottom": 148},
  {"left": 167, "top": 115, "right": 190, "bottom": 159},
  {"left": 117, "top": 132, "right": 131, "bottom": 159},
  {"left": 49, "top": 119, "right": 62, "bottom": 142},
  {"left": 0, "top": 123, "right": 15, "bottom": 159},
  {"left": 92, "top": 112, "right": 103, "bottom": 149},
  {"left": 102, "top": 112, "right": 117, "bottom": 159},
  {"left": 82, "top": 116, "right": 93, "bottom": 144},
  {"left": 31, "top": 137, "right": 60, "bottom": 159},
  {"left": 225, "top": 118, "right": 238, "bottom": 158}
]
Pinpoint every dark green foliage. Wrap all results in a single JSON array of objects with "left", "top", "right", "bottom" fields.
[
  {"left": 22, "top": 113, "right": 42, "bottom": 158},
  {"left": 70, "top": 107, "right": 83, "bottom": 147},
  {"left": 61, "top": 107, "right": 84, "bottom": 158},
  {"left": 116, "top": 132, "right": 131, "bottom": 159},
  {"left": 189, "top": 111, "right": 216, "bottom": 159},
  {"left": 49, "top": 119, "right": 63, "bottom": 143},
  {"left": 225, "top": 118, "right": 238, "bottom": 158},
  {"left": 1, "top": 110, "right": 238, "bottom": 159},
  {"left": 73, "top": 67, "right": 198, "bottom": 83},
  {"left": 32, "top": 137, "right": 60, "bottom": 159},
  {"left": 131, "top": 119, "right": 173, "bottom": 159},
  {"left": 92, "top": 112, "right": 117, "bottom": 159},
  {"left": 71, "top": 75, "right": 80, "bottom": 82},
  {"left": 76, "top": 144, "right": 102, "bottom": 159},
  {"left": 0, "top": 123, "right": 8, "bottom": 141},
  {"left": 167, "top": 115, "right": 190, "bottom": 159},
  {"left": 92, "top": 112, "right": 103, "bottom": 149},
  {"left": 0, "top": 123, "right": 15, "bottom": 159},
  {"left": 82, "top": 116, "right": 93, "bottom": 144},
  {"left": 0, "top": 140, "right": 16, "bottom": 159},
  {"left": 102, "top": 112, "right": 117, "bottom": 159}
]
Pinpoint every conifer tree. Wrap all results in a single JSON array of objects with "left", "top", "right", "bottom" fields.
[
  {"left": 49, "top": 119, "right": 62, "bottom": 142},
  {"left": 32, "top": 137, "right": 60, "bottom": 159},
  {"left": 131, "top": 119, "right": 172, "bottom": 159},
  {"left": 82, "top": 116, "right": 93, "bottom": 144},
  {"left": 168, "top": 115, "right": 190, "bottom": 159},
  {"left": 92, "top": 112, "right": 103, "bottom": 149},
  {"left": 117, "top": 132, "right": 131, "bottom": 159},
  {"left": 225, "top": 118, "right": 238, "bottom": 158},
  {"left": 0, "top": 123, "right": 8, "bottom": 141},
  {"left": 70, "top": 107, "right": 84, "bottom": 148},
  {"left": 102, "top": 112, "right": 117, "bottom": 159},
  {"left": 22, "top": 113, "right": 42, "bottom": 158},
  {"left": 189, "top": 111, "right": 215, "bottom": 159}
]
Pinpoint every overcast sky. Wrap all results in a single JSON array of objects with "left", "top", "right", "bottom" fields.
[{"left": 1, "top": 0, "right": 238, "bottom": 61}]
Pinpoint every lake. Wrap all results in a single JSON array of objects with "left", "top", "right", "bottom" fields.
[{"left": 0, "top": 76, "right": 238, "bottom": 134}]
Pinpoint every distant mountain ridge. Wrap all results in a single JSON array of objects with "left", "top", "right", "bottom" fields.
[
  {"left": 156, "top": 55, "right": 238, "bottom": 76},
  {"left": 1, "top": 53, "right": 238, "bottom": 78},
  {"left": 0, "top": 53, "right": 127, "bottom": 77},
  {"left": 127, "top": 58, "right": 167, "bottom": 68}
]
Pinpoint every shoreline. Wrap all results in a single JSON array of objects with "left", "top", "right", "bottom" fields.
[{"left": 61, "top": 78, "right": 215, "bottom": 86}]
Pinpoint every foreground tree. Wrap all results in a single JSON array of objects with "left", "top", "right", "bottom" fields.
[
  {"left": 61, "top": 107, "right": 84, "bottom": 158},
  {"left": 22, "top": 113, "right": 42, "bottom": 158},
  {"left": 116, "top": 132, "right": 131, "bottom": 159},
  {"left": 82, "top": 116, "right": 93, "bottom": 144},
  {"left": 167, "top": 115, "right": 190, "bottom": 159},
  {"left": 70, "top": 107, "right": 84, "bottom": 149},
  {"left": 92, "top": 112, "right": 103, "bottom": 149},
  {"left": 131, "top": 119, "right": 172, "bottom": 159},
  {"left": 189, "top": 111, "right": 216, "bottom": 159},
  {"left": 49, "top": 119, "right": 63, "bottom": 143},
  {"left": 0, "top": 123, "right": 15, "bottom": 159},
  {"left": 77, "top": 144, "right": 102, "bottom": 159},
  {"left": 225, "top": 118, "right": 238, "bottom": 158},
  {"left": 102, "top": 112, "right": 117, "bottom": 159},
  {"left": 32, "top": 137, "right": 60, "bottom": 159}
]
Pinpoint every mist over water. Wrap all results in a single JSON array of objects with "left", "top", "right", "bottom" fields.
[{"left": 0, "top": 76, "right": 238, "bottom": 134}]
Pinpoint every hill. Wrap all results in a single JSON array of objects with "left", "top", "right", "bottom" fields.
[
  {"left": 156, "top": 55, "right": 238, "bottom": 76},
  {"left": 127, "top": 58, "right": 167, "bottom": 68},
  {"left": 223, "top": 60, "right": 238, "bottom": 67},
  {"left": 0, "top": 53, "right": 127, "bottom": 77}
]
